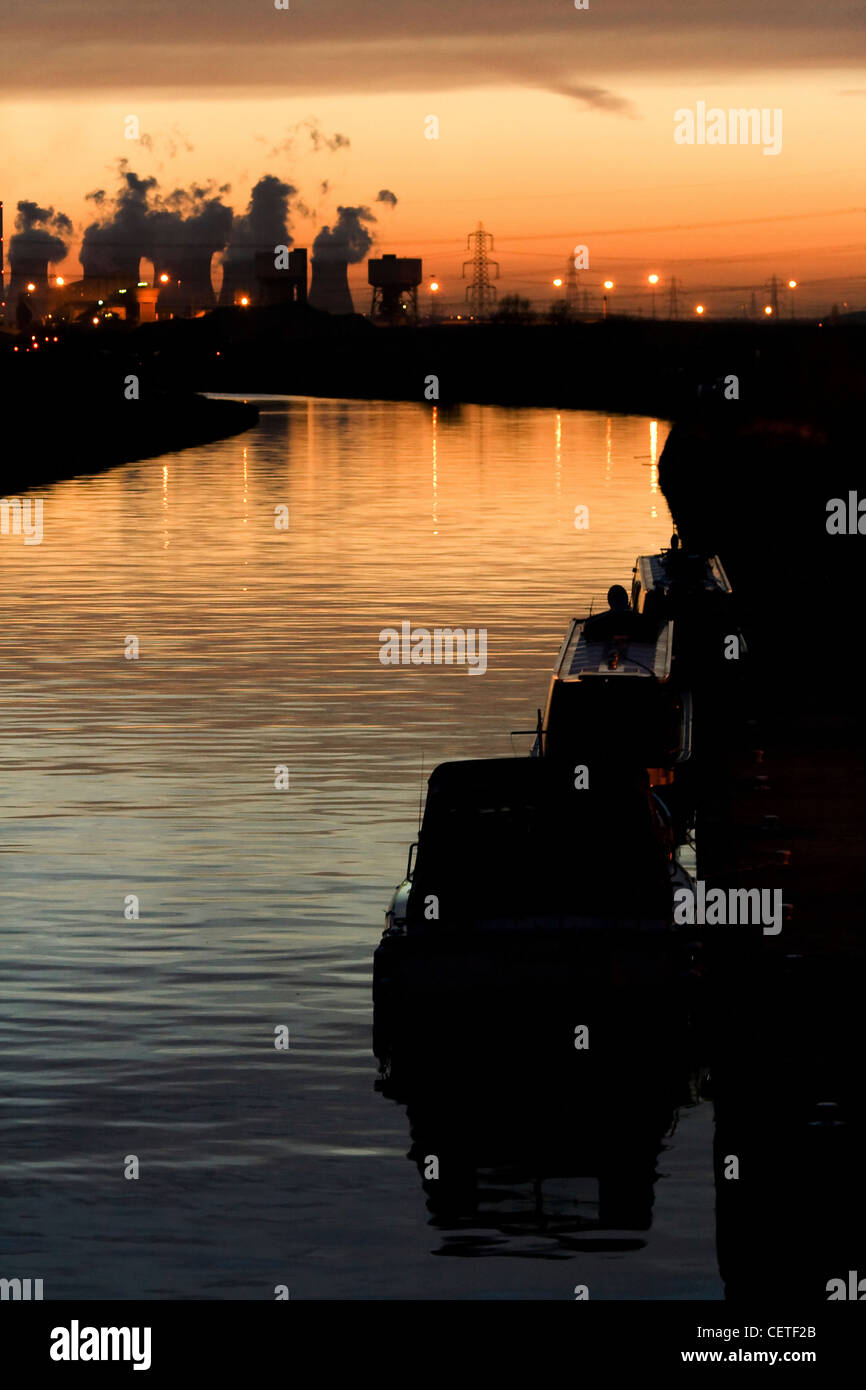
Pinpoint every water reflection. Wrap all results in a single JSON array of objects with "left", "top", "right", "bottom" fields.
[{"left": 0, "top": 399, "right": 717, "bottom": 1298}]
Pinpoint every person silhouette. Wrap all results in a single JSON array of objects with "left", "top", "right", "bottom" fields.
[{"left": 584, "top": 585, "right": 635, "bottom": 641}]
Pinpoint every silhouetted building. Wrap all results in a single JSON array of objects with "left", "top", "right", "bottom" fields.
[{"left": 368, "top": 254, "right": 422, "bottom": 324}]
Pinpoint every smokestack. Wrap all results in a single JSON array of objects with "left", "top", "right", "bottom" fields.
[
  {"left": 81, "top": 168, "right": 157, "bottom": 285},
  {"left": 150, "top": 189, "right": 232, "bottom": 313},
  {"left": 219, "top": 175, "right": 296, "bottom": 306},
  {"left": 309, "top": 204, "right": 377, "bottom": 316},
  {"left": 9, "top": 200, "right": 71, "bottom": 295}
]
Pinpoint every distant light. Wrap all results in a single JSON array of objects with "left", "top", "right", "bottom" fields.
[
  {"left": 695, "top": 304, "right": 705, "bottom": 315},
  {"left": 55, "top": 276, "right": 65, "bottom": 287},
  {"left": 53, "top": 336, "right": 58, "bottom": 342},
  {"left": 159, "top": 273, "right": 170, "bottom": 284},
  {"left": 137, "top": 281, "right": 149, "bottom": 287},
  {"left": 118, "top": 288, "right": 127, "bottom": 294},
  {"left": 763, "top": 305, "right": 773, "bottom": 316},
  {"left": 552, "top": 277, "right": 563, "bottom": 287},
  {"left": 788, "top": 279, "right": 798, "bottom": 290},
  {"left": 97, "top": 299, "right": 104, "bottom": 305},
  {"left": 240, "top": 296, "right": 250, "bottom": 306},
  {"left": 26, "top": 282, "right": 36, "bottom": 292},
  {"left": 603, "top": 280, "right": 614, "bottom": 290},
  {"left": 92, "top": 316, "right": 100, "bottom": 325},
  {"left": 429, "top": 281, "right": 439, "bottom": 292},
  {"left": 648, "top": 273, "right": 660, "bottom": 285}
]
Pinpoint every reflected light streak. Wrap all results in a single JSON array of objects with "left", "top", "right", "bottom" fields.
[{"left": 432, "top": 406, "right": 438, "bottom": 533}]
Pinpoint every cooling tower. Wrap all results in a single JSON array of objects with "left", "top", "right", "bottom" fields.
[
  {"left": 81, "top": 245, "right": 141, "bottom": 285},
  {"left": 9, "top": 254, "right": 49, "bottom": 295},
  {"left": 218, "top": 258, "right": 255, "bottom": 307},
  {"left": 308, "top": 258, "right": 354, "bottom": 315},
  {"left": 152, "top": 250, "right": 217, "bottom": 315}
]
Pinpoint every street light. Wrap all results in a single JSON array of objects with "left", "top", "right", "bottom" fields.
[
  {"left": 788, "top": 279, "right": 798, "bottom": 319},
  {"left": 159, "top": 273, "right": 170, "bottom": 284},
  {"left": 55, "top": 276, "right": 65, "bottom": 287},
  {"left": 552, "top": 277, "right": 563, "bottom": 288},
  {"left": 695, "top": 304, "right": 705, "bottom": 316},
  {"left": 603, "top": 279, "right": 614, "bottom": 319},
  {"left": 648, "top": 273, "right": 660, "bottom": 319},
  {"left": 763, "top": 305, "right": 774, "bottom": 317},
  {"left": 26, "top": 282, "right": 36, "bottom": 292}
]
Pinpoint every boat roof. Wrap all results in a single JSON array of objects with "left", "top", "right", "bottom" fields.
[
  {"left": 409, "top": 758, "right": 674, "bottom": 925},
  {"left": 554, "top": 617, "right": 673, "bottom": 682},
  {"left": 636, "top": 551, "right": 732, "bottom": 594}
]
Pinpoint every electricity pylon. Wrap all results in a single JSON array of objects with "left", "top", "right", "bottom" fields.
[{"left": 463, "top": 222, "right": 499, "bottom": 315}]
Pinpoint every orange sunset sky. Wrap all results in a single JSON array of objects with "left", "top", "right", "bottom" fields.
[{"left": 2, "top": 0, "right": 864, "bottom": 316}]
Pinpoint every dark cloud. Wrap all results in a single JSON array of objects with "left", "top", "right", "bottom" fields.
[
  {"left": 80, "top": 161, "right": 233, "bottom": 275},
  {"left": 4, "top": 4, "right": 862, "bottom": 93},
  {"left": 223, "top": 173, "right": 297, "bottom": 267},
  {"left": 10, "top": 200, "right": 72, "bottom": 264},
  {"left": 268, "top": 119, "right": 351, "bottom": 159},
  {"left": 376, "top": 189, "right": 398, "bottom": 207},
  {"left": 313, "top": 205, "right": 376, "bottom": 264}
]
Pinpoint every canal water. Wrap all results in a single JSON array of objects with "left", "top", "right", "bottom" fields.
[{"left": 0, "top": 399, "right": 721, "bottom": 1298}]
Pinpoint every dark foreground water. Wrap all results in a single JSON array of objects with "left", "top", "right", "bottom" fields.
[{"left": 0, "top": 399, "right": 720, "bottom": 1298}]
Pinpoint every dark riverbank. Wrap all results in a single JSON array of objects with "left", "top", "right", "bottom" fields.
[
  {"left": 659, "top": 414, "right": 866, "bottom": 1299},
  {"left": 4, "top": 308, "right": 864, "bottom": 493},
  {"left": 188, "top": 308, "right": 866, "bottom": 422},
  {"left": 22, "top": 303, "right": 864, "bottom": 423},
  {"left": 0, "top": 333, "right": 258, "bottom": 494}
]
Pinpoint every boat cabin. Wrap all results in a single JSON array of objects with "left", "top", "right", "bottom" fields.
[
  {"left": 540, "top": 615, "right": 691, "bottom": 768},
  {"left": 402, "top": 758, "right": 674, "bottom": 932},
  {"left": 631, "top": 548, "right": 732, "bottom": 619}
]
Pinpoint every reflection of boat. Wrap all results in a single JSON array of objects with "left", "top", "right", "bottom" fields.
[
  {"left": 373, "top": 757, "right": 692, "bottom": 1080},
  {"left": 536, "top": 614, "right": 692, "bottom": 768}
]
